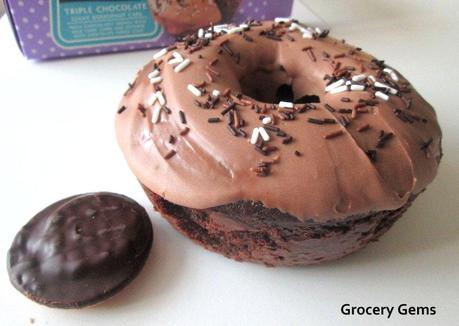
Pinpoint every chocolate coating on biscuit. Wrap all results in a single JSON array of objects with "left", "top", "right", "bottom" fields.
[{"left": 7, "top": 192, "right": 153, "bottom": 308}]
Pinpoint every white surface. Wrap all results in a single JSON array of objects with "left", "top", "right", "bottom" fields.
[{"left": 1, "top": 1, "right": 459, "bottom": 325}]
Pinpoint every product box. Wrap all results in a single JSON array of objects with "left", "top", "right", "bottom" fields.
[{"left": 4, "top": 0, "right": 294, "bottom": 60}]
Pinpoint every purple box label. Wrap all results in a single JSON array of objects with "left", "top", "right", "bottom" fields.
[
  {"left": 50, "top": 0, "right": 163, "bottom": 48},
  {"left": 4, "top": 0, "right": 294, "bottom": 60}
]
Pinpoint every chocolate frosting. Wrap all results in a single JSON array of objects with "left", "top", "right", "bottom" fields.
[{"left": 115, "top": 20, "right": 442, "bottom": 222}]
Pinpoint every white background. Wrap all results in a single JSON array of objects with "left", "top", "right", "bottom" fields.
[{"left": 1, "top": 1, "right": 458, "bottom": 325}]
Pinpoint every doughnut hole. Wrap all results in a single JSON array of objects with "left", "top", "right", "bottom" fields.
[{"left": 239, "top": 67, "right": 320, "bottom": 104}]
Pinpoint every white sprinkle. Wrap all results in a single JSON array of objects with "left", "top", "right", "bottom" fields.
[
  {"left": 227, "top": 26, "right": 244, "bottom": 34},
  {"left": 275, "top": 17, "right": 291, "bottom": 24},
  {"left": 213, "top": 24, "right": 229, "bottom": 32},
  {"left": 289, "top": 22, "right": 300, "bottom": 31},
  {"left": 375, "top": 91, "right": 389, "bottom": 101},
  {"left": 330, "top": 85, "right": 349, "bottom": 94},
  {"left": 383, "top": 68, "right": 393, "bottom": 74},
  {"left": 141, "top": 129, "right": 152, "bottom": 143},
  {"left": 212, "top": 90, "right": 221, "bottom": 97},
  {"left": 204, "top": 32, "right": 213, "bottom": 39},
  {"left": 279, "top": 101, "right": 294, "bottom": 108},
  {"left": 198, "top": 29, "right": 204, "bottom": 38},
  {"left": 352, "top": 74, "right": 367, "bottom": 82},
  {"left": 388, "top": 88, "right": 398, "bottom": 95},
  {"left": 303, "top": 31, "right": 314, "bottom": 39},
  {"left": 188, "top": 84, "right": 202, "bottom": 97},
  {"left": 346, "top": 81, "right": 352, "bottom": 86},
  {"left": 315, "top": 27, "right": 322, "bottom": 34},
  {"left": 374, "top": 82, "right": 398, "bottom": 95},
  {"left": 141, "top": 128, "right": 151, "bottom": 137},
  {"left": 172, "top": 52, "right": 183, "bottom": 60},
  {"left": 147, "top": 93, "right": 157, "bottom": 106},
  {"left": 152, "top": 106, "right": 162, "bottom": 124},
  {"left": 153, "top": 48, "right": 167, "bottom": 60},
  {"left": 390, "top": 72, "right": 399, "bottom": 82},
  {"left": 259, "top": 127, "right": 270, "bottom": 142},
  {"left": 262, "top": 117, "right": 272, "bottom": 125},
  {"left": 168, "top": 57, "right": 183, "bottom": 65},
  {"left": 156, "top": 91, "right": 166, "bottom": 106},
  {"left": 325, "top": 79, "right": 345, "bottom": 92},
  {"left": 296, "top": 25, "right": 308, "bottom": 34},
  {"left": 149, "top": 76, "right": 163, "bottom": 85},
  {"left": 148, "top": 69, "right": 160, "bottom": 79},
  {"left": 374, "top": 81, "right": 390, "bottom": 89},
  {"left": 351, "top": 84, "right": 365, "bottom": 91},
  {"left": 250, "top": 128, "right": 260, "bottom": 145},
  {"left": 368, "top": 75, "right": 376, "bottom": 83},
  {"left": 174, "top": 59, "right": 191, "bottom": 73},
  {"left": 239, "top": 24, "right": 249, "bottom": 29}
]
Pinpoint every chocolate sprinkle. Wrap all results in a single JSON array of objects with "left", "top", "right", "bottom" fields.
[
  {"left": 420, "top": 138, "right": 433, "bottom": 155},
  {"left": 325, "top": 104, "right": 336, "bottom": 113},
  {"left": 376, "top": 130, "right": 394, "bottom": 148},
  {"left": 238, "top": 128, "right": 247, "bottom": 138},
  {"left": 164, "top": 150, "right": 176, "bottom": 160},
  {"left": 117, "top": 106, "right": 127, "bottom": 114},
  {"left": 323, "top": 118, "right": 337, "bottom": 124},
  {"left": 282, "top": 136, "right": 293, "bottom": 144},
  {"left": 338, "top": 116, "right": 350, "bottom": 128},
  {"left": 357, "top": 124, "right": 370, "bottom": 132},
  {"left": 180, "top": 127, "right": 190, "bottom": 136},
  {"left": 209, "top": 58, "right": 219, "bottom": 66},
  {"left": 308, "top": 118, "right": 324, "bottom": 125},
  {"left": 208, "top": 117, "right": 221, "bottom": 123},
  {"left": 137, "top": 104, "right": 147, "bottom": 118},
  {"left": 221, "top": 102, "right": 236, "bottom": 116},
  {"left": 325, "top": 130, "right": 344, "bottom": 140},
  {"left": 242, "top": 33, "right": 254, "bottom": 42},
  {"left": 179, "top": 110, "right": 187, "bottom": 124},
  {"left": 366, "top": 150, "right": 377, "bottom": 162},
  {"left": 264, "top": 125, "right": 280, "bottom": 132},
  {"left": 227, "top": 124, "right": 238, "bottom": 136}
]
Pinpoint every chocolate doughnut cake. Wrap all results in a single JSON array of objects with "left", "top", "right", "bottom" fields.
[
  {"left": 148, "top": 0, "right": 241, "bottom": 35},
  {"left": 115, "top": 20, "right": 442, "bottom": 266}
]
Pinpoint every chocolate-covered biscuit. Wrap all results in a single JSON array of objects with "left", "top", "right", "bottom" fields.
[{"left": 7, "top": 192, "right": 153, "bottom": 308}]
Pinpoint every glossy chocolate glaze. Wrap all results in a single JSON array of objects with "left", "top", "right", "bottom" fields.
[
  {"left": 116, "top": 20, "right": 442, "bottom": 222},
  {"left": 7, "top": 193, "right": 153, "bottom": 308}
]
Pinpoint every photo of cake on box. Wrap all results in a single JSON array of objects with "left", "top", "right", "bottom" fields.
[{"left": 148, "top": 0, "right": 242, "bottom": 35}]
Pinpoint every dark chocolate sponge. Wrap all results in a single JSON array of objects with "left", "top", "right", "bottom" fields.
[
  {"left": 143, "top": 184, "right": 414, "bottom": 266},
  {"left": 7, "top": 192, "right": 153, "bottom": 308}
]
